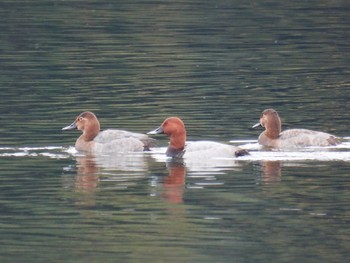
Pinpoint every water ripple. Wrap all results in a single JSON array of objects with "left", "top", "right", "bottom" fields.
[{"left": 2, "top": 140, "right": 350, "bottom": 162}]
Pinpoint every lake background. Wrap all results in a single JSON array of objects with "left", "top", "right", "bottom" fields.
[{"left": 0, "top": 0, "right": 350, "bottom": 262}]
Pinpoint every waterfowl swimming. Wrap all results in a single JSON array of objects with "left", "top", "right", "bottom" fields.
[
  {"left": 253, "top": 109, "right": 340, "bottom": 149},
  {"left": 148, "top": 117, "right": 248, "bottom": 159},
  {"left": 62, "top": 111, "right": 156, "bottom": 153}
]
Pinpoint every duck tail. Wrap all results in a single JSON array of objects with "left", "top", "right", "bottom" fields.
[
  {"left": 327, "top": 136, "right": 341, "bottom": 146},
  {"left": 142, "top": 137, "right": 158, "bottom": 151},
  {"left": 234, "top": 148, "right": 249, "bottom": 157}
]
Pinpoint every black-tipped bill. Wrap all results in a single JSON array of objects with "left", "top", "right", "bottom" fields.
[
  {"left": 62, "top": 122, "right": 77, "bottom": 131},
  {"left": 252, "top": 122, "right": 262, "bottom": 128},
  {"left": 147, "top": 126, "right": 164, "bottom": 135}
]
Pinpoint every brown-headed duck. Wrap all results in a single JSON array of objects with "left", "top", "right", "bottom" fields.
[
  {"left": 147, "top": 117, "right": 248, "bottom": 159},
  {"left": 253, "top": 109, "right": 340, "bottom": 149},
  {"left": 62, "top": 111, "right": 156, "bottom": 153}
]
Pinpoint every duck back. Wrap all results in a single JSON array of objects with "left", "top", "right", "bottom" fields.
[
  {"left": 279, "top": 129, "right": 340, "bottom": 148},
  {"left": 95, "top": 129, "right": 157, "bottom": 151},
  {"left": 184, "top": 141, "right": 248, "bottom": 159}
]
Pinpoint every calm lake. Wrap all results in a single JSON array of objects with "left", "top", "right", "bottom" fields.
[{"left": 0, "top": 0, "right": 350, "bottom": 262}]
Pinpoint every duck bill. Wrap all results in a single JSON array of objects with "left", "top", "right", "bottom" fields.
[
  {"left": 147, "top": 126, "right": 164, "bottom": 135},
  {"left": 62, "top": 122, "right": 77, "bottom": 131},
  {"left": 252, "top": 122, "right": 262, "bottom": 128}
]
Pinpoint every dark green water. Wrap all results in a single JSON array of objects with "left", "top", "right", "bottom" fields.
[{"left": 0, "top": 0, "right": 350, "bottom": 262}]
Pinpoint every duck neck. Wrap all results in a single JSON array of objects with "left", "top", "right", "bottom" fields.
[
  {"left": 82, "top": 124, "right": 100, "bottom": 142},
  {"left": 167, "top": 131, "right": 186, "bottom": 157},
  {"left": 265, "top": 119, "right": 281, "bottom": 139}
]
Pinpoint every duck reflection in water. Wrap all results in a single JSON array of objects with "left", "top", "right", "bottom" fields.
[
  {"left": 162, "top": 161, "right": 186, "bottom": 204},
  {"left": 66, "top": 154, "right": 100, "bottom": 208},
  {"left": 257, "top": 160, "right": 282, "bottom": 184},
  {"left": 70, "top": 152, "right": 148, "bottom": 192},
  {"left": 75, "top": 154, "right": 100, "bottom": 192}
]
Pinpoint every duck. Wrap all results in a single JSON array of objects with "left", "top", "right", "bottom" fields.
[
  {"left": 252, "top": 108, "right": 340, "bottom": 149},
  {"left": 62, "top": 111, "right": 156, "bottom": 153},
  {"left": 147, "top": 117, "right": 248, "bottom": 159}
]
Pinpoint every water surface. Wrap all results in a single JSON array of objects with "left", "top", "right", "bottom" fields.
[{"left": 0, "top": 0, "right": 350, "bottom": 262}]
